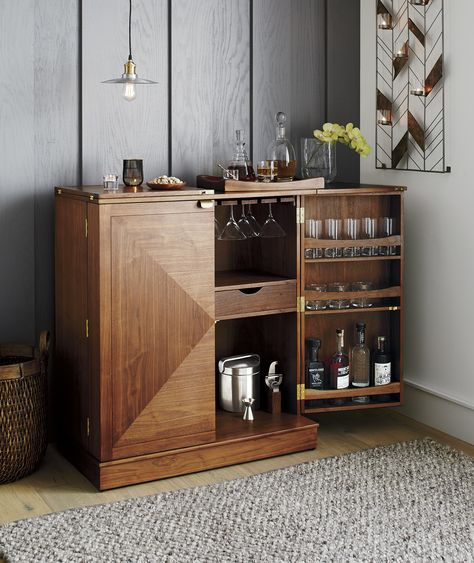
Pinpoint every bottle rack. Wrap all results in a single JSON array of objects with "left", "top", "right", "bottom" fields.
[{"left": 300, "top": 188, "right": 404, "bottom": 414}]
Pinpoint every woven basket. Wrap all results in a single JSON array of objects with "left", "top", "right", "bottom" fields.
[{"left": 0, "top": 331, "right": 49, "bottom": 484}]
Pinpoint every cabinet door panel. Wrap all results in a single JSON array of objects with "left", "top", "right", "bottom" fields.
[{"left": 107, "top": 205, "right": 215, "bottom": 459}]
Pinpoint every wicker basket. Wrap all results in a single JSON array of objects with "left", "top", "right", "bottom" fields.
[{"left": 0, "top": 331, "right": 49, "bottom": 484}]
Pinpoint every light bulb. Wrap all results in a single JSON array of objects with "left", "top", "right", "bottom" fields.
[{"left": 123, "top": 82, "right": 136, "bottom": 102}]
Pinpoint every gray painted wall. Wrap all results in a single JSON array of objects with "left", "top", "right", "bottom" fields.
[{"left": 0, "top": 0, "right": 359, "bottom": 346}]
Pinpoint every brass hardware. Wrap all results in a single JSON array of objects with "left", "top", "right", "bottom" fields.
[
  {"left": 86, "top": 417, "right": 90, "bottom": 437},
  {"left": 85, "top": 218, "right": 88, "bottom": 238},
  {"left": 389, "top": 306, "right": 400, "bottom": 311},
  {"left": 89, "top": 195, "right": 94, "bottom": 201},
  {"left": 57, "top": 188, "right": 62, "bottom": 195},
  {"left": 297, "top": 384, "right": 306, "bottom": 401},
  {"left": 297, "top": 296, "right": 305, "bottom": 313},
  {"left": 296, "top": 207, "right": 305, "bottom": 224},
  {"left": 85, "top": 319, "right": 89, "bottom": 338},
  {"left": 199, "top": 200, "right": 214, "bottom": 209},
  {"left": 124, "top": 58, "right": 136, "bottom": 76}
]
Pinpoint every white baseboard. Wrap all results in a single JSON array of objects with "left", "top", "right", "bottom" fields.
[{"left": 395, "top": 384, "right": 474, "bottom": 445}]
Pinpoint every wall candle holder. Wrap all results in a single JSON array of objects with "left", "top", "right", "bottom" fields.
[{"left": 376, "top": 0, "right": 445, "bottom": 172}]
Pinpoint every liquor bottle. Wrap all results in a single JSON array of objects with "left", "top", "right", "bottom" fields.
[
  {"left": 329, "top": 329, "right": 350, "bottom": 390},
  {"left": 267, "top": 112, "right": 296, "bottom": 181},
  {"left": 374, "top": 336, "right": 391, "bottom": 386},
  {"left": 228, "top": 129, "right": 256, "bottom": 181},
  {"left": 305, "top": 338, "right": 326, "bottom": 390},
  {"left": 351, "top": 322, "right": 370, "bottom": 404}
]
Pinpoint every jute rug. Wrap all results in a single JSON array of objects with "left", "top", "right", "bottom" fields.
[{"left": 0, "top": 439, "right": 472, "bottom": 562}]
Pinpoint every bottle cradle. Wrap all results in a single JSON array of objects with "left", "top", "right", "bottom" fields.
[{"left": 305, "top": 325, "right": 392, "bottom": 407}]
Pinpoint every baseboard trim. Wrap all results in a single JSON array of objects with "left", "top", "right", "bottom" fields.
[{"left": 404, "top": 378, "right": 474, "bottom": 411}]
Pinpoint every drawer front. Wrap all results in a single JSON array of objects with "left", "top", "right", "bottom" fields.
[{"left": 215, "top": 282, "right": 296, "bottom": 320}]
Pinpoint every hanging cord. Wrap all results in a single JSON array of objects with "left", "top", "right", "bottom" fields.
[{"left": 128, "top": 0, "right": 133, "bottom": 60}]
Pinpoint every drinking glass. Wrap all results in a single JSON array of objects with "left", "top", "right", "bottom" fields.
[
  {"left": 256, "top": 160, "right": 276, "bottom": 183},
  {"left": 123, "top": 159, "right": 143, "bottom": 187},
  {"left": 379, "top": 217, "right": 396, "bottom": 255},
  {"left": 344, "top": 218, "right": 361, "bottom": 257},
  {"left": 305, "top": 219, "right": 323, "bottom": 259},
  {"left": 324, "top": 219, "right": 342, "bottom": 258},
  {"left": 301, "top": 138, "right": 337, "bottom": 183},
  {"left": 305, "top": 283, "right": 327, "bottom": 310},
  {"left": 259, "top": 203, "right": 286, "bottom": 238},
  {"left": 327, "top": 282, "right": 350, "bottom": 309},
  {"left": 218, "top": 205, "right": 246, "bottom": 240},
  {"left": 214, "top": 218, "right": 222, "bottom": 239},
  {"left": 103, "top": 174, "right": 119, "bottom": 190},
  {"left": 245, "top": 205, "right": 261, "bottom": 236},
  {"left": 350, "top": 281, "right": 374, "bottom": 308},
  {"left": 361, "top": 217, "right": 378, "bottom": 256},
  {"left": 237, "top": 204, "right": 258, "bottom": 237}
]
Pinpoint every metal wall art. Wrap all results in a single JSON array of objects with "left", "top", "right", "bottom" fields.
[{"left": 376, "top": 0, "right": 445, "bottom": 172}]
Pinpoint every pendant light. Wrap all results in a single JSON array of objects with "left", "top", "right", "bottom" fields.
[{"left": 102, "top": 0, "right": 157, "bottom": 101}]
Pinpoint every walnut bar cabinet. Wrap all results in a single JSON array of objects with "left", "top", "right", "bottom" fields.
[{"left": 54, "top": 182, "right": 405, "bottom": 490}]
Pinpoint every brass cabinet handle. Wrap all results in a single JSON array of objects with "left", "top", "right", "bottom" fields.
[{"left": 198, "top": 200, "right": 214, "bottom": 209}]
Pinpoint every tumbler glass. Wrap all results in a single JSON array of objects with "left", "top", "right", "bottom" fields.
[
  {"left": 379, "top": 217, "right": 397, "bottom": 255},
  {"left": 361, "top": 217, "right": 378, "bottom": 256},
  {"left": 305, "top": 283, "right": 327, "bottom": 310},
  {"left": 324, "top": 218, "right": 342, "bottom": 258},
  {"left": 305, "top": 219, "right": 323, "bottom": 259},
  {"left": 344, "top": 218, "right": 361, "bottom": 257},
  {"left": 327, "top": 281, "right": 350, "bottom": 309},
  {"left": 350, "top": 281, "right": 374, "bottom": 308}
]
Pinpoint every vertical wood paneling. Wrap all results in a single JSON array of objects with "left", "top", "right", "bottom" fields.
[
  {"left": 171, "top": 0, "right": 251, "bottom": 184},
  {"left": 253, "top": 0, "right": 326, "bottom": 171},
  {"left": 0, "top": 1, "right": 36, "bottom": 342},
  {"left": 34, "top": 0, "right": 80, "bottom": 337},
  {"left": 327, "top": 0, "right": 361, "bottom": 183},
  {"left": 82, "top": 0, "right": 168, "bottom": 184}
]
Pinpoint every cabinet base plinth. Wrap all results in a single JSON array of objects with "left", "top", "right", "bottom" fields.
[{"left": 60, "top": 412, "right": 318, "bottom": 491}]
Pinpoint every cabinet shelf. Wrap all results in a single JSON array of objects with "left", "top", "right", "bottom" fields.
[
  {"left": 215, "top": 270, "right": 295, "bottom": 291},
  {"left": 304, "top": 305, "right": 400, "bottom": 316},
  {"left": 304, "top": 401, "right": 401, "bottom": 414},
  {"left": 304, "top": 235, "right": 401, "bottom": 249},
  {"left": 305, "top": 256, "right": 401, "bottom": 264},
  {"left": 305, "top": 286, "right": 401, "bottom": 301},
  {"left": 305, "top": 382, "right": 400, "bottom": 400}
]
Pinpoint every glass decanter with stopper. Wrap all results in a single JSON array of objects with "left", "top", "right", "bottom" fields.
[
  {"left": 228, "top": 129, "right": 255, "bottom": 181},
  {"left": 267, "top": 111, "right": 296, "bottom": 181}
]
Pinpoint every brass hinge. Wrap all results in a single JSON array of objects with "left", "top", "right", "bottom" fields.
[
  {"left": 86, "top": 417, "right": 90, "bottom": 437},
  {"left": 85, "top": 218, "right": 88, "bottom": 238},
  {"left": 297, "top": 383, "right": 306, "bottom": 401},
  {"left": 296, "top": 207, "right": 305, "bottom": 224},
  {"left": 85, "top": 319, "right": 89, "bottom": 338},
  {"left": 297, "top": 296, "right": 305, "bottom": 313}
]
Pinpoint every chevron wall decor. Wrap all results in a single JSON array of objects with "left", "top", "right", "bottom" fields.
[{"left": 376, "top": 0, "right": 446, "bottom": 172}]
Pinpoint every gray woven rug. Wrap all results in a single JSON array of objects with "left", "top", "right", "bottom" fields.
[{"left": 0, "top": 439, "right": 473, "bottom": 562}]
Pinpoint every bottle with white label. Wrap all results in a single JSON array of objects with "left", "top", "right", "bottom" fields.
[
  {"left": 374, "top": 336, "right": 391, "bottom": 385},
  {"left": 329, "top": 329, "right": 350, "bottom": 390}
]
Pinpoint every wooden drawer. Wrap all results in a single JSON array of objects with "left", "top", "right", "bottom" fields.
[{"left": 215, "top": 281, "right": 297, "bottom": 320}]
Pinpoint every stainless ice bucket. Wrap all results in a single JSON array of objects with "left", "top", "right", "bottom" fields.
[{"left": 218, "top": 354, "right": 260, "bottom": 413}]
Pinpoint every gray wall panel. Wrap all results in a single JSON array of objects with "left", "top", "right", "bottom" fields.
[
  {"left": 253, "top": 0, "right": 326, "bottom": 172},
  {"left": 171, "top": 0, "right": 251, "bottom": 184},
  {"left": 82, "top": 0, "right": 168, "bottom": 184}
]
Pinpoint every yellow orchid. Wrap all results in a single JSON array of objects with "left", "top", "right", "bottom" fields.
[{"left": 313, "top": 122, "right": 371, "bottom": 157}]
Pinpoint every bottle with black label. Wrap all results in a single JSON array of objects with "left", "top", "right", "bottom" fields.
[
  {"left": 305, "top": 338, "right": 326, "bottom": 390},
  {"left": 329, "top": 329, "right": 350, "bottom": 390},
  {"left": 374, "top": 336, "right": 391, "bottom": 386}
]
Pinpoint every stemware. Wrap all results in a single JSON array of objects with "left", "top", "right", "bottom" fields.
[
  {"left": 245, "top": 204, "right": 261, "bottom": 236},
  {"left": 237, "top": 204, "right": 258, "bottom": 237},
  {"left": 259, "top": 203, "right": 286, "bottom": 238},
  {"left": 214, "top": 218, "right": 222, "bottom": 239},
  {"left": 218, "top": 205, "right": 246, "bottom": 240}
]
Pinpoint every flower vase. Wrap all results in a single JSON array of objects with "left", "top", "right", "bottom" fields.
[{"left": 301, "top": 138, "right": 337, "bottom": 183}]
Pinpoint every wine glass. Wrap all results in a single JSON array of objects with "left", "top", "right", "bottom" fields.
[
  {"left": 259, "top": 203, "right": 286, "bottom": 238},
  {"left": 214, "top": 218, "right": 222, "bottom": 239},
  {"left": 245, "top": 204, "right": 262, "bottom": 236},
  {"left": 237, "top": 204, "right": 258, "bottom": 237},
  {"left": 218, "top": 205, "right": 246, "bottom": 240}
]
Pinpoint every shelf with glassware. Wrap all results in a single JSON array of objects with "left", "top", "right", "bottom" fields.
[{"left": 299, "top": 189, "right": 404, "bottom": 414}]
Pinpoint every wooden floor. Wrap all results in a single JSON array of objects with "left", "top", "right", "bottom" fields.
[{"left": 1, "top": 410, "right": 472, "bottom": 526}]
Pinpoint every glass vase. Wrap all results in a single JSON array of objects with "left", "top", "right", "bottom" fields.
[{"left": 301, "top": 138, "right": 337, "bottom": 183}]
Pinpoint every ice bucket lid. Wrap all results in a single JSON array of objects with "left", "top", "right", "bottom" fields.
[{"left": 218, "top": 354, "right": 260, "bottom": 376}]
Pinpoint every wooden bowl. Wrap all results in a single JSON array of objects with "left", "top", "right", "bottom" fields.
[{"left": 146, "top": 181, "right": 187, "bottom": 191}]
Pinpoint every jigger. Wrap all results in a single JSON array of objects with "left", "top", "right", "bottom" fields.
[{"left": 242, "top": 398, "right": 255, "bottom": 421}]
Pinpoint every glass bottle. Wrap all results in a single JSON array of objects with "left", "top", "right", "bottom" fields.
[
  {"left": 374, "top": 336, "right": 391, "bottom": 386},
  {"left": 267, "top": 112, "right": 296, "bottom": 181},
  {"left": 329, "top": 329, "right": 350, "bottom": 390},
  {"left": 228, "top": 129, "right": 256, "bottom": 182},
  {"left": 351, "top": 322, "right": 370, "bottom": 404},
  {"left": 305, "top": 338, "right": 326, "bottom": 390}
]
